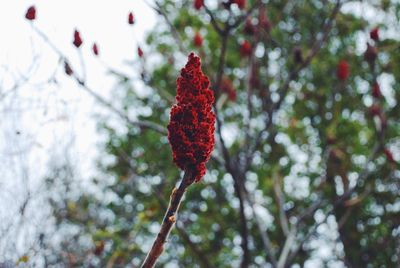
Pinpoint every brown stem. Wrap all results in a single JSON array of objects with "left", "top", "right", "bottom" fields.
[{"left": 140, "top": 170, "right": 195, "bottom": 268}]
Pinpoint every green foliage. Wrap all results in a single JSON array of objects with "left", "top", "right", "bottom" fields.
[{"left": 47, "top": 1, "right": 399, "bottom": 267}]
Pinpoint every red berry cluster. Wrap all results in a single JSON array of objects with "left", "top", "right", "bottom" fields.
[
  {"left": 365, "top": 28, "right": 395, "bottom": 163},
  {"left": 221, "top": 77, "right": 236, "bottom": 101},
  {"left": 193, "top": 32, "right": 203, "bottom": 47},
  {"left": 366, "top": 27, "right": 384, "bottom": 124},
  {"left": 336, "top": 60, "right": 350, "bottom": 81},
  {"left": 92, "top": 43, "right": 99, "bottom": 56},
  {"left": 194, "top": 0, "right": 204, "bottom": 10},
  {"left": 138, "top": 46, "right": 144, "bottom": 58},
  {"left": 73, "top": 30, "right": 83, "bottom": 48},
  {"left": 239, "top": 6, "right": 271, "bottom": 59},
  {"left": 128, "top": 12, "right": 135, "bottom": 25},
  {"left": 167, "top": 53, "right": 215, "bottom": 182},
  {"left": 240, "top": 40, "right": 252, "bottom": 56},
  {"left": 25, "top": 6, "right": 36, "bottom": 20}
]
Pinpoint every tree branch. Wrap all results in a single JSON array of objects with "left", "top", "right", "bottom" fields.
[
  {"left": 31, "top": 25, "right": 167, "bottom": 135},
  {"left": 141, "top": 170, "right": 195, "bottom": 268},
  {"left": 245, "top": 0, "right": 342, "bottom": 170}
]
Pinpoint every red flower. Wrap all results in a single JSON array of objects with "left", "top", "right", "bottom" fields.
[
  {"left": 240, "top": 40, "right": 252, "bottom": 57},
  {"left": 167, "top": 53, "right": 215, "bottom": 182},
  {"left": 92, "top": 43, "right": 99, "bottom": 56},
  {"left": 73, "top": 30, "right": 83, "bottom": 48},
  {"left": 193, "top": 32, "right": 203, "bottom": 47},
  {"left": 221, "top": 77, "right": 236, "bottom": 101},
  {"left": 232, "top": 0, "right": 246, "bottom": 9},
  {"left": 336, "top": 60, "right": 350, "bottom": 81},
  {"left": 258, "top": 6, "right": 271, "bottom": 31},
  {"left": 384, "top": 148, "right": 395, "bottom": 163},
  {"left": 138, "top": 46, "right": 144, "bottom": 58},
  {"left": 25, "top": 6, "right": 36, "bottom": 20},
  {"left": 364, "top": 43, "right": 377, "bottom": 63},
  {"left": 194, "top": 0, "right": 204, "bottom": 10},
  {"left": 370, "top": 27, "right": 379, "bottom": 41},
  {"left": 128, "top": 12, "right": 134, "bottom": 25},
  {"left": 372, "top": 82, "right": 382, "bottom": 98},
  {"left": 64, "top": 61, "right": 73, "bottom": 76},
  {"left": 244, "top": 18, "right": 256, "bottom": 35},
  {"left": 369, "top": 103, "right": 381, "bottom": 117}
]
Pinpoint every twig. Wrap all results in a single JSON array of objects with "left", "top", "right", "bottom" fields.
[
  {"left": 277, "top": 226, "right": 297, "bottom": 268},
  {"left": 244, "top": 191, "right": 278, "bottom": 266},
  {"left": 148, "top": 1, "right": 187, "bottom": 54},
  {"left": 75, "top": 78, "right": 167, "bottom": 135},
  {"left": 203, "top": 4, "right": 223, "bottom": 35},
  {"left": 273, "top": 172, "right": 289, "bottom": 236},
  {"left": 31, "top": 25, "right": 167, "bottom": 135},
  {"left": 245, "top": 0, "right": 342, "bottom": 170},
  {"left": 141, "top": 170, "right": 195, "bottom": 268},
  {"left": 232, "top": 178, "right": 250, "bottom": 268}
]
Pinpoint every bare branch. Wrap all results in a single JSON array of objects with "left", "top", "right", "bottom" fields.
[
  {"left": 146, "top": 1, "right": 187, "bottom": 54},
  {"left": 245, "top": 0, "right": 342, "bottom": 170},
  {"left": 141, "top": 170, "right": 195, "bottom": 268},
  {"left": 273, "top": 172, "right": 289, "bottom": 236},
  {"left": 31, "top": 25, "right": 167, "bottom": 135}
]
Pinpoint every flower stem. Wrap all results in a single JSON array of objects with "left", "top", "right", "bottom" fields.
[{"left": 141, "top": 170, "right": 195, "bottom": 268}]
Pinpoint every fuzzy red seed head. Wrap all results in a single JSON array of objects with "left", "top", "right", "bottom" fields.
[
  {"left": 167, "top": 53, "right": 215, "bottom": 182},
  {"left": 336, "top": 60, "right": 350, "bottom": 81},
  {"left": 384, "top": 148, "right": 395, "bottom": 163},
  {"left": 64, "top": 61, "right": 73, "bottom": 76},
  {"left": 258, "top": 6, "right": 271, "bottom": 31},
  {"left": 221, "top": 77, "right": 236, "bottom": 101},
  {"left": 128, "top": 12, "right": 134, "bottom": 25},
  {"left": 240, "top": 40, "right": 252, "bottom": 57},
  {"left": 92, "top": 43, "right": 99, "bottom": 56},
  {"left": 244, "top": 18, "right": 256, "bottom": 35},
  {"left": 194, "top": 0, "right": 204, "bottom": 10},
  {"left": 370, "top": 27, "right": 379, "bottom": 41},
  {"left": 138, "top": 46, "right": 144, "bottom": 58},
  {"left": 364, "top": 43, "right": 377, "bottom": 63},
  {"left": 372, "top": 82, "right": 382, "bottom": 98},
  {"left": 369, "top": 103, "right": 381, "bottom": 117},
  {"left": 25, "top": 6, "right": 36, "bottom": 20},
  {"left": 73, "top": 30, "right": 83, "bottom": 48},
  {"left": 193, "top": 32, "right": 203, "bottom": 47}
]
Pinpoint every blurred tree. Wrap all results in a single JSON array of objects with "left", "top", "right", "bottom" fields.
[{"left": 31, "top": 0, "right": 400, "bottom": 267}]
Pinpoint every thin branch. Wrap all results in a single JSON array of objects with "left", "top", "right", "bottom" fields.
[
  {"left": 229, "top": 0, "right": 263, "bottom": 31},
  {"left": 203, "top": 4, "right": 223, "bottom": 35},
  {"left": 31, "top": 25, "right": 167, "bottom": 135},
  {"left": 245, "top": 0, "right": 342, "bottom": 170},
  {"left": 296, "top": 141, "right": 381, "bottom": 226},
  {"left": 147, "top": 1, "right": 187, "bottom": 54},
  {"left": 277, "top": 226, "right": 297, "bottom": 268},
  {"left": 118, "top": 151, "right": 212, "bottom": 268},
  {"left": 75, "top": 78, "right": 167, "bottom": 135},
  {"left": 243, "top": 190, "right": 278, "bottom": 266},
  {"left": 273, "top": 172, "right": 289, "bottom": 236},
  {"left": 141, "top": 170, "right": 195, "bottom": 268}
]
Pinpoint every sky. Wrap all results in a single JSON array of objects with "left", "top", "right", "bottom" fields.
[{"left": 0, "top": 0, "right": 157, "bottom": 261}]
